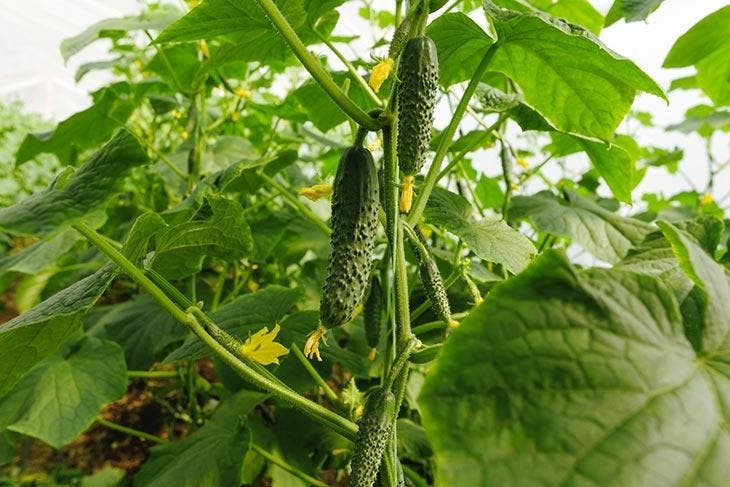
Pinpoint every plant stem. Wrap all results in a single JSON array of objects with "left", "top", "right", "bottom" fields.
[
  {"left": 402, "top": 464, "right": 430, "bottom": 487},
  {"left": 394, "top": 223, "right": 411, "bottom": 345},
  {"left": 258, "top": 171, "right": 331, "bottom": 236},
  {"left": 291, "top": 343, "right": 338, "bottom": 402},
  {"left": 251, "top": 443, "right": 329, "bottom": 487},
  {"left": 73, "top": 223, "right": 358, "bottom": 441},
  {"left": 127, "top": 370, "right": 179, "bottom": 379},
  {"left": 95, "top": 416, "right": 166, "bottom": 444},
  {"left": 253, "top": 0, "right": 380, "bottom": 130},
  {"left": 407, "top": 44, "right": 497, "bottom": 226},
  {"left": 315, "top": 30, "right": 383, "bottom": 107}
]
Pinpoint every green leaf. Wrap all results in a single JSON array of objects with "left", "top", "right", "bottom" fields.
[
  {"left": 659, "top": 221, "right": 730, "bottom": 353},
  {"left": 147, "top": 44, "right": 201, "bottom": 93},
  {"left": 0, "top": 337, "right": 126, "bottom": 449},
  {"left": 663, "top": 6, "right": 730, "bottom": 106},
  {"left": 493, "top": 0, "right": 604, "bottom": 35},
  {"left": 122, "top": 212, "right": 169, "bottom": 266},
  {"left": 61, "top": 4, "right": 181, "bottom": 61},
  {"left": 420, "top": 250, "right": 730, "bottom": 486},
  {"left": 511, "top": 190, "right": 653, "bottom": 263},
  {"left": 90, "top": 295, "right": 186, "bottom": 370},
  {"left": 486, "top": 5, "right": 665, "bottom": 140},
  {"left": 150, "top": 196, "right": 253, "bottom": 279},
  {"left": 2, "top": 130, "right": 149, "bottom": 236},
  {"left": 16, "top": 83, "right": 147, "bottom": 165},
  {"left": 605, "top": 0, "right": 665, "bottom": 26},
  {"left": 134, "top": 391, "right": 267, "bottom": 487},
  {"left": 0, "top": 229, "right": 80, "bottom": 275},
  {"left": 0, "top": 265, "right": 115, "bottom": 396},
  {"left": 425, "top": 187, "right": 535, "bottom": 273},
  {"left": 426, "top": 13, "right": 494, "bottom": 87},
  {"left": 165, "top": 286, "right": 303, "bottom": 362}
]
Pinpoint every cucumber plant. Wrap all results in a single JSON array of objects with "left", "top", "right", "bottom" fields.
[{"left": 0, "top": 1, "right": 728, "bottom": 486}]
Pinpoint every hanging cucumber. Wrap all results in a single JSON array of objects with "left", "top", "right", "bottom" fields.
[
  {"left": 305, "top": 146, "right": 380, "bottom": 360},
  {"left": 408, "top": 226, "right": 458, "bottom": 329},
  {"left": 363, "top": 275, "right": 383, "bottom": 360},
  {"left": 396, "top": 35, "right": 439, "bottom": 213},
  {"left": 349, "top": 387, "right": 396, "bottom": 487}
]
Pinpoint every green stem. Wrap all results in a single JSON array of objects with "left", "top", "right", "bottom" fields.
[
  {"left": 403, "top": 464, "right": 430, "bottom": 487},
  {"left": 251, "top": 443, "right": 329, "bottom": 487},
  {"left": 394, "top": 223, "right": 411, "bottom": 345},
  {"left": 73, "top": 223, "right": 358, "bottom": 441},
  {"left": 95, "top": 417, "right": 166, "bottom": 444},
  {"left": 315, "top": 30, "right": 383, "bottom": 107},
  {"left": 127, "top": 370, "right": 179, "bottom": 379},
  {"left": 258, "top": 171, "right": 331, "bottom": 236},
  {"left": 500, "top": 139, "right": 513, "bottom": 221},
  {"left": 407, "top": 45, "right": 497, "bottom": 226},
  {"left": 291, "top": 343, "right": 338, "bottom": 402},
  {"left": 186, "top": 315, "right": 357, "bottom": 439},
  {"left": 253, "top": 0, "right": 379, "bottom": 130}
]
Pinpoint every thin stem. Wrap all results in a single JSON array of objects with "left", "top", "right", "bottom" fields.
[
  {"left": 74, "top": 223, "right": 358, "bottom": 441},
  {"left": 500, "top": 139, "right": 513, "bottom": 221},
  {"left": 186, "top": 314, "right": 357, "bottom": 440},
  {"left": 407, "top": 45, "right": 497, "bottom": 226},
  {"left": 315, "top": 29, "right": 383, "bottom": 107},
  {"left": 127, "top": 370, "right": 179, "bottom": 379},
  {"left": 251, "top": 443, "right": 329, "bottom": 487},
  {"left": 402, "top": 464, "right": 430, "bottom": 487},
  {"left": 258, "top": 171, "right": 331, "bottom": 236},
  {"left": 291, "top": 343, "right": 338, "bottom": 402},
  {"left": 95, "top": 417, "right": 166, "bottom": 444},
  {"left": 253, "top": 0, "right": 380, "bottom": 130},
  {"left": 394, "top": 223, "right": 411, "bottom": 345}
]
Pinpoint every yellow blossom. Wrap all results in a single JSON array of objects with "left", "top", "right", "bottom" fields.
[
  {"left": 171, "top": 109, "right": 182, "bottom": 119},
  {"left": 180, "top": 130, "right": 188, "bottom": 140},
  {"left": 369, "top": 58, "right": 394, "bottom": 93},
  {"left": 699, "top": 193, "right": 714, "bottom": 206},
  {"left": 198, "top": 40, "right": 210, "bottom": 59},
  {"left": 367, "top": 137, "right": 382, "bottom": 152},
  {"left": 247, "top": 280, "right": 260, "bottom": 292},
  {"left": 298, "top": 183, "right": 333, "bottom": 201},
  {"left": 234, "top": 87, "right": 252, "bottom": 99},
  {"left": 516, "top": 157, "right": 530, "bottom": 170},
  {"left": 239, "top": 324, "right": 289, "bottom": 365}
]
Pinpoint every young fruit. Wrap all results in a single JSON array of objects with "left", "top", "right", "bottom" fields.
[
  {"left": 305, "top": 146, "right": 380, "bottom": 360},
  {"left": 396, "top": 36, "right": 439, "bottom": 213},
  {"left": 349, "top": 387, "right": 396, "bottom": 487},
  {"left": 409, "top": 227, "right": 458, "bottom": 329},
  {"left": 363, "top": 276, "right": 382, "bottom": 360},
  {"left": 388, "top": 15, "right": 413, "bottom": 59}
]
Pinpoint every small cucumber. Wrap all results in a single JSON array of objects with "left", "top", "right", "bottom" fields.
[
  {"left": 350, "top": 387, "right": 396, "bottom": 487},
  {"left": 363, "top": 276, "right": 383, "bottom": 359}
]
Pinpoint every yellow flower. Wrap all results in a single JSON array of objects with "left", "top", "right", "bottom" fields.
[
  {"left": 239, "top": 324, "right": 289, "bottom": 365},
  {"left": 298, "top": 183, "right": 333, "bottom": 202},
  {"left": 699, "top": 193, "right": 714, "bottom": 206},
  {"left": 367, "top": 137, "right": 382, "bottom": 152},
  {"left": 234, "top": 87, "right": 252, "bottom": 99},
  {"left": 198, "top": 40, "right": 210, "bottom": 59},
  {"left": 180, "top": 130, "right": 188, "bottom": 140},
  {"left": 369, "top": 58, "right": 394, "bottom": 93},
  {"left": 516, "top": 157, "right": 530, "bottom": 170}
]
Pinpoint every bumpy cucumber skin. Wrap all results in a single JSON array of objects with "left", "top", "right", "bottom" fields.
[
  {"left": 364, "top": 276, "right": 382, "bottom": 350},
  {"left": 320, "top": 147, "right": 380, "bottom": 330},
  {"left": 396, "top": 36, "right": 439, "bottom": 178},
  {"left": 411, "top": 228, "right": 453, "bottom": 325},
  {"left": 388, "top": 16, "right": 412, "bottom": 59},
  {"left": 350, "top": 388, "right": 396, "bottom": 487}
]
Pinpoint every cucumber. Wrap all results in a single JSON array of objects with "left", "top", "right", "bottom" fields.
[
  {"left": 396, "top": 36, "right": 439, "bottom": 213},
  {"left": 389, "top": 16, "right": 413, "bottom": 59},
  {"left": 410, "top": 227, "right": 458, "bottom": 328},
  {"left": 306, "top": 146, "right": 380, "bottom": 360},
  {"left": 364, "top": 276, "right": 382, "bottom": 359},
  {"left": 350, "top": 388, "right": 396, "bottom": 487}
]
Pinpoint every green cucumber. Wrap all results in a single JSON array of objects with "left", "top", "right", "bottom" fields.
[
  {"left": 410, "top": 227, "right": 458, "bottom": 328},
  {"left": 396, "top": 36, "right": 438, "bottom": 212},
  {"left": 350, "top": 387, "right": 396, "bottom": 487},
  {"left": 364, "top": 276, "right": 382, "bottom": 359},
  {"left": 320, "top": 147, "right": 380, "bottom": 328}
]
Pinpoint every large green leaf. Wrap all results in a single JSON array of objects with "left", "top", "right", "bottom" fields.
[
  {"left": 425, "top": 187, "right": 535, "bottom": 273},
  {"left": 0, "top": 229, "right": 80, "bottom": 275},
  {"left": 0, "top": 337, "right": 126, "bottom": 449},
  {"left": 165, "top": 285, "right": 303, "bottom": 362},
  {"left": 15, "top": 83, "right": 147, "bottom": 165},
  {"left": 2, "top": 130, "right": 149, "bottom": 236},
  {"left": 492, "top": 0, "right": 604, "bottom": 35},
  {"left": 485, "top": 3, "right": 664, "bottom": 140},
  {"left": 663, "top": 6, "right": 730, "bottom": 106},
  {"left": 134, "top": 391, "right": 267, "bottom": 487},
  {"left": 511, "top": 190, "right": 653, "bottom": 263},
  {"left": 61, "top": 4, "right": 181, "bottom": 61},
  {"left": 150, "top": 195, "right": 253, "bottom": 279},
  {"left": 90, "top": 294, "right": 186, "bottom": 370},
  {"left": 0, "top": 265, "right": 115, "bottom": 396},
  {"left": 426, "top": 13, "right": 494, "bottom": 88},
  {"left": 420, "top": 247, "right": 730, "bottom": 485},
  {"left": 605, "top": 0, "right": 665, "bottom": 26}
]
